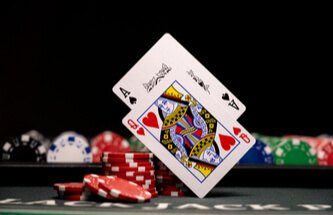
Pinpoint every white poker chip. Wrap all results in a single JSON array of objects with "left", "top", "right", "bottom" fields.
[{"left": 47, "top": 133, "right": 92, "bottom": 163}]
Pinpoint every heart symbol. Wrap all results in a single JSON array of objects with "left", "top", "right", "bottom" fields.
[
  {"left": 222, "top": 93, "right": 230, "bottom": 101},
  {"left": 142, "top": 112, "right": 159, "bottom": 129},
  {"left": 233, "top": 127, "right": 241, "bottom": 135},
  {"left": 129, "top": 96, "right": 137, "bottom": 105},
  {"left": 219, "top": 134, "right": 236, "bottom": 151},
  {"left": 137, "top": 127, "right": 145, "bottom": 136}
]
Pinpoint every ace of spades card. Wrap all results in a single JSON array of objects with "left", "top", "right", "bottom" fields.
[
  {"left": 112, "top": 33, "right": 246, "bottom": 120},
  {"left": 122, "top": 80, "right": 255, "bottom": 198}
]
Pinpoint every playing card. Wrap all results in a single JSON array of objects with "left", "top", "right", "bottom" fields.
[
  {"left": 122, "top": 80, "right": 255, "bottom": 198},
  {"left": 113, "top": 33, "right": 246, "bottom": 120}
]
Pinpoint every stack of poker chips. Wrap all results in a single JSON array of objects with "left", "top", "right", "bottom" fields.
[
  {"left": 54, "top": 182, "right": 88, "bottom": 201},
  {"left": 155, "top": 160, "right": 188, "bottom": 197},
  {"left": 249, "top": 133, "right": 333, "bottom": 166},
  {"left": 0, "top": 134, "right": 47, "bottom": 162},
  {"left": 47, "top": 132, "right": 92, "bottom": 163},
  {"left": 238, "top": 139, "right": 274, "bottom": 165},
  {"left": 101, "top": 152, "right": 158, "bottom": 198},
  {"left": 91, "top": 131, "right": 131, "bottom": 163}
]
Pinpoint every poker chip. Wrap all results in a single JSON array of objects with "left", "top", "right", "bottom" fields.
[
  {"left": 273, "top": 139, "right": 318, "bottom": 165},
  {"left": 1, "top": 135, "right": 47, "bottom": 162},
  {"left": 103, "top": 165, "right": 154, "bottom": 172},
  {"left": 24, "top": 130, "right": 51, "bottom": 150},
  {"left": 103, "top": 152, "right": 153, "bottom": 159},
  {"left": 239, "top": 139, "right": 274, "bottom": 165},
  {"left": 106, "top": 170, "right": 155, "bottom": 177},
  {"left": 91, "top": 131, "right": 131, "bottom": 163},
  {"left": 148, "top": 190, "right": 158, "bottom": 198},
  {"left": 102, "top": 161, "right": 154, "bottom": 169},
  {"left": 99, "top": 176, "right": 152, "bottom": 202},
  {"left": 131, "top": 179, "right": 156, "bottom": 186},
  {"left": 160, "top": 189, "right": 185, "bottom": 197},
  {"left": 54, "top": 182, "right": 84, "bottom": 192},
  {"left": 317, "top": 140, "right": 333, "bottom": 165},
  {"left": 83, "top": 174, "right": 115, "bottom": 200},
  {"left": 156, "top": 175, "right": 175, "bottom": 181},
  {"left": 141, "top": 183, "right": 157, "bottom": 190},
  {"left": 59, "top": 193, "right": 87, "bottom": 201},
  {"left": 53, "top": 131, "right": 89, "bottom": 144},
  {"left": 156, "top": 170, "right": 175, "bottom": 176},
  {"left": 47, "top": 134, "right": 92, "bottom": 163},
  {"left": 101, "top": 156, "right": 154, "bottom": 163},
  {"left": 103, "top": 170, "right": 155, "bottom": 177},
  {"left": 155, "top": 159, "right": 187, "bottom": 196},
  {"left": 253, "top": 134, "right": 284, "bottom": 151},
  {"left": 105, "top": 174, "right": 155, "bottom": 182},
  {"left": 128, "top": 136, "right": 149, "bottom": 152}
]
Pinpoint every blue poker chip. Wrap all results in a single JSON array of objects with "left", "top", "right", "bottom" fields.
[{"left": 239, "top": 139, "right": 274, "bottom": 165}]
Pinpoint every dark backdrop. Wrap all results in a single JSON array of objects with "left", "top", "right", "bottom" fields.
[{"left": 1, "top": 2, "right": 332, "bottom": 141}]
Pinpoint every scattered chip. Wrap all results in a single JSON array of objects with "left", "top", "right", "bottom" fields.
[{"left": 99, "top": 176, "right": 152, "bottom": 202}]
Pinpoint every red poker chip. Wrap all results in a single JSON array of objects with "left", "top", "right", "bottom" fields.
[
  {"left": 159, "top": 186, "right": 186, "bottom": 192},
  {"left": 57, "top": 190, "right": 83, "bottom": 197},
  {"left": 156, "top": 178, "right": 182, "bottom": 184},
  {"left": 317, "top": 140, "right": 333, "bottom": 165},
  {"left": 92, "top": 132, "right": 131, "bottom": 163},
  {"left": 106, "top": 174, "right": 155, "bottom": 182},
  {"left": 147, "top": 187, "right": 158, "bottom": 192},
  {"left": 103, "top": 170, "right": 156, "bottom": 179},
  {"left": 99, "top": 176, "right": 152, "bottom": 202},
  {"left": 159, "top": 182, "right": 185, "bottom": 188},
  {"left": 141, "top": 183, "right": 157, "bottom": 190},
  {"left": 160, "top": 189, "right": 185, "bottom": 197},
  {"left": 102, "top": 165, "right": 154, "bottom": 172},
  {"left": 102, "top": 161, "right": 154, "bottom": 168},
  {"left": 54, "top": 182, "right": 84, "bottom": 192},
  {"left": 135, "top": 180, "right": 156, "bottom": 188},
  {"left": 103, "top": 152, "right": 153, "bottom": 159},
  {"left": 132, "top": 179, "right": 156, "bottom": 186},
  {"left": 155, "top": 170, "right": 175, "bottom": 177},
  {"left": 101, "top": 156, "right": 152, "bottom": 163},
  {"left": 58, "top": 193, "right": 88, "bottom": 201},
  {"left": 106, "top": 170, "right": 155, "bottom": 177},
  {"left": 149, "top": 190, "right": 158, "bottom": 198},
  {"left": 156, "top": 175, "right": 177, "bottom": 180},
  {"left": 156, "top": 161, "right": 168, "bottom": 166},
  {"left": 83, "top": 174, "right": 115, "bottom": 200}
]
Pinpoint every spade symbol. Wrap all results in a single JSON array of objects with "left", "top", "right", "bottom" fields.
[
  {"left": 129, "top": 96, "right": 137, "bottom": 105},
  {"left": 222, "top": 93, "right": 230, "bottom": 101}
]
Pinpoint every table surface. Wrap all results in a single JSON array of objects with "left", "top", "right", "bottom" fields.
[{"left": 1, "top": 186, "right": 332, "bottom": 215}]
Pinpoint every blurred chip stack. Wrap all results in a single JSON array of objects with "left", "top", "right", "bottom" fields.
[
  {"left": 47, "top": 132, "right": 92, "bottom": 163},
  {"left": 155, "top": 160, "right": 189, "bottom": 197},
  {"left": 0, "top": 134, "right": 47, "bottom": 162},
  {"left": 91, "top": 131, "right": 131, "bottom": 163}
]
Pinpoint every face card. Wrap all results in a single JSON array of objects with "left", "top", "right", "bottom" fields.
[
  {"left": 113, "top": 33, "right": 246, "bottom": 120},
  {"left": 122, "top": 80, "right": 255, "bottom": 198}
]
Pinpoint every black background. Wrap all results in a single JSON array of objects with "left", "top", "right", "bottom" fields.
[{"left": 1, "top": 2, "right": 332, "bottom": 141}]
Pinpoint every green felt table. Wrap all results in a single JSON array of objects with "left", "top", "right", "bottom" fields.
[{"left": 1, "top": 186, "right": 332, "bottom": 215}]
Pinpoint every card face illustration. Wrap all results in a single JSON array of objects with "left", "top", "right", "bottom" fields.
[
  {"left": 113, "top": 33, "right": 246, "bottom": 120},
  {"left": 122, "top": 80, "right": 255, "bottom": 198}
]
